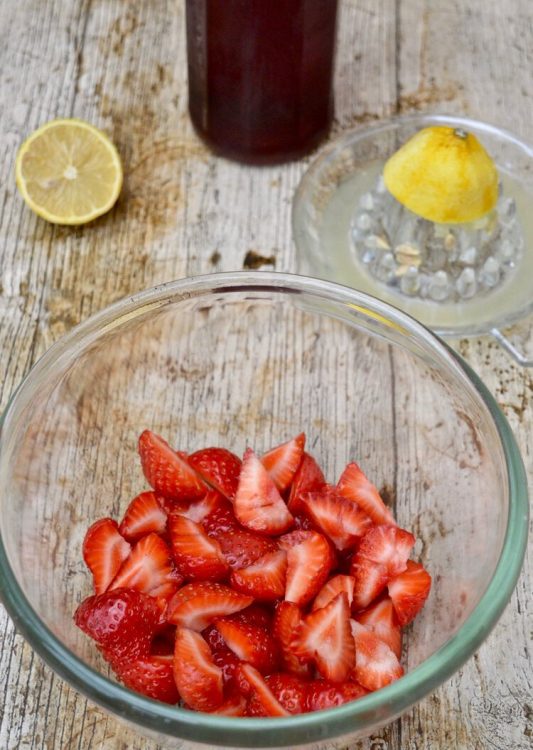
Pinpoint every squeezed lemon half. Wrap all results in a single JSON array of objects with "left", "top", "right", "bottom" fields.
[
  {"left": 383, "top": 126, "right": 498, "bottom": 224},
  {"left": 15, "top": 118, "right": 123, "bottom": 225}
]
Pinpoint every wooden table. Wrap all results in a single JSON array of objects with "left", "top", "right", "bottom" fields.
[{"left": 0, "top": 1, "right": 531, "bottom": 748}]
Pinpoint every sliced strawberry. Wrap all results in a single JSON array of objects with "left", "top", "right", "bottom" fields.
[
  {"left": 230, "top": 549, "right": 287, "bottom": 601},
  {"left": 278, "top": 529, "right": 316, "bottom": 550},
  {"left": 350, "top": 620, "right": 403, "bottom": 691},
  {"left": 215, "top": 529, "right": 278, "bottom": 570},
  {"left": 188, "top": 447, "right": 242, "bottom": 500},
  {"left": 284, "top": 531, "right": 334, "bottom": 607},
  {"left": 171, "top": 489, "right": 226, "bottom": 525},
  {"left": 114, "top": 654, "right": 180, "bottom": 703},
  {"left": 250, "top": 673, "right": 308, "bottom": 715},
  {"left": 119, "top": 492, "right": 168, "bottom": 542},
  {"left": 296, "top": 593, "right": 355, "bottom": 682},
  {"left": 305, "top": 679, "right": 368, "bottom": 712},
  {"left": 82, "top": 518, "right": 131, "bottom": 595},
  {"left": 300, "top": 486, "right": 372, "bottom": 551},
  {"left": 74, "top": 588, "right": 160, "bottom": 662},
  {"left": 312, "top": 575, "right": 355, "bottom": 612},
  {"left": 214, "top": 618, "right": 280, "bottom": 674},
  {"left": 202, "top": 497, "right": 240, "bottom": 538},
  {"left": 237, "top": 663, "right": 289, "bottom": 717},
  {"left": 273, "top": 601, "right": 310, "bottom": 677},
  {"left": 173, "top": 627, "right": 223, "bottom": 711},
  {"left": 209, "top": 691, "right": 247, "bottom": 716},
  {"left": 355, "top": 596, "right": 402, "bottom": 658},
  {"left": 109, "top": 533, "right": 178, "bottom": 598},
  {"left": 261, "top": 433, "right": 305, "bottom": 492},
  {"left": 138, "top": 430, "right": 205, "bottom": 501},
  {"left": 167, "top": 582, "right": 253, "bottom": 631},
  {"left": 388, "top": 560, "right": 432, "bottom": 626},
  {"left": 231, "top": 603, "right": 273, "bottom": 630},
  {"left": 337, "top": 462, "right": 395, "bottom": 526},
  {"left": 288, "top": 452, "right": 326, "bottom": 515},
  {"left": 233, "top": 448, "right": 294, "bottom": 535},
  {"left": 350, "top": 525, "right": 415, "bottom": 610},
  {"left": 169, "top": 514, "right": 229, "bottom": 581}
]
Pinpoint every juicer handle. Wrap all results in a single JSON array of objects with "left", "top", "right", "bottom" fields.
[{"left": 490, "top": 327, "right": 533, "bottom": 367}]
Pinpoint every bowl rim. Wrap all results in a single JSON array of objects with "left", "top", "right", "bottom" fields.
[
  {"left": 0, "top": 271, "right": 528, "bottom": 747},
  {"left": 292, "top": 111, "right": 533, "bottom": 339}
]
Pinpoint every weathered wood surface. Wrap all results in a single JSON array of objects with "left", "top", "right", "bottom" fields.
[{"left": 0, "top": 1, "right": 531, "bottom": 748}]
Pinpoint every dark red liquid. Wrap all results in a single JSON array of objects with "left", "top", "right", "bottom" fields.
[{"left": 186, "top": 0, "right": 338, "bottom": 165}]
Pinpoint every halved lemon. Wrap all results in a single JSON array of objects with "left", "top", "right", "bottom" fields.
[
  {"left": 15, "top": 118, "right": 123, "bottom": 225},
  {"left": 383, "top": 126, "right": 498, "bottom": 224}
]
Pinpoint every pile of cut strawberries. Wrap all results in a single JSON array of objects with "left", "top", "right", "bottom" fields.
[{"left": 75, "top": 430, "right": 431, "bottom": 716}]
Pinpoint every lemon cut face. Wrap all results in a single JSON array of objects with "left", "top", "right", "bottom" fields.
[
  {"left": 383, "top": 126, "right": 498, "bottom": 224},
  {"left": 16, "top": 118, "right": 123, "bottom": 225}
]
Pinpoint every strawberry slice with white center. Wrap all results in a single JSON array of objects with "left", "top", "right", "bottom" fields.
[
  {"left": 261, "top": 433, "right": 305, "bottom": 492},
  {"left": 287, "top": 452, "right": 326, "bottom": 515},
  {"left": 388, "top": 560, "right": 432, "bottom": 626},
  {"left": 167, "top": 582, "right": 253, "bottom": 631},
  {"left": 214, "top": 618, "right": 280, "bottom": 674},
  {"left": 312, "top": 574, "right": 355, "bottom": 612},
  {"left": 273, "top": 601, "right": 310, "bottom": 677},
  {"left": 355, "top": 596, "right": 402, "bottom": 658},
  {"left": 172, "top": 489, "right": 227, "bottom": 524},
  {"left": 138, "top": 430, "right": 205, "bottom": 501},
  {"left": 109, "top": 533, "right": 177, "bottom": 597},
  {"left": 174, "top": 627, "right": 223, "bottom": 711},
  {"left": 188, "top": 447, "right": 242, "bottom": 501},
  {"left": 237, "top": 663, "right": 290, "bottom": 717},
  {"left": 284, "top": 531, "right": 334, "bottom": 607},
  {"left": 82, "top": 518, "right": 131, "bottom": 595},
  {"left": 300, "top": 486, "right": 372, "bottom": 551},
  {"left": 337, "top": 462, "right": 395, "bottom": 526},
  {"left": 296, "top": 593, "right": 355, "bottom": 683},
  {"left": 118, "top": 491, "right": 168, "bottom": 542},
  {"left": 169, "top": 514, "right": 229, "bottom": 581},
  {"left": 350, "top": 620, "right": 403, "bottom": 690},
  {"left": 233, "top": 448, "right": 294, "bottom": 535},
  {"left": 351, "top": 525, "right": 415, "bottom": 609},
  {"left": 230, "top": 549, "right": 287, "bottom": 601},
  {"left": 209, "top": 691, "right": 247, "bottom": 716}
]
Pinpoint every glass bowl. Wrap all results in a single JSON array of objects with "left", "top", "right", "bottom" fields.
[
  {"left": 293, "top": 114, "right": 533, "bottom": 346},
  {"left": 0, "top": 272, "right": 528, "bottom": 749}
]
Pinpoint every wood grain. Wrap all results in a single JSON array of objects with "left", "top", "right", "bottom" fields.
[{"left": 0, "top": 1, "right": 531, "bottom": 748}]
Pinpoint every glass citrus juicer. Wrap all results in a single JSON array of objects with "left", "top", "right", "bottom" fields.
[{"left": 293, "top": 114, "right": 533, "bottom": 366}]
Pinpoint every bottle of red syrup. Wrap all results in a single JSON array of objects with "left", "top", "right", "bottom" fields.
[{"left": 185, "top": 0, "right": 339, "bottom": 165}]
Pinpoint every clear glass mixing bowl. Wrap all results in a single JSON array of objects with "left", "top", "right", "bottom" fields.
[{"left": 0, "top": 272, "right": 528, "bottom": 749}]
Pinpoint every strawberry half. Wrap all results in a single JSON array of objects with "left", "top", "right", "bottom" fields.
[
  {"left": 312, "top": 574, "right": 355, "bottom": 612},
  {"left": 202, "top": 496, "right": 240, "bottom": 538},
  {"left": 209, "top": 691, "right": 247, "bottom": 716},
  {"left": 305, "top": 679, "right": 368, "bottom": 712},
  {"left": 388, "top": 560, "right": 432, "bottom": 626},
  {"left": 119, "top": 492, "right": 168, "bottom": 542},
  {"left": 233, "top": 448, "right": 294, "bottom": 535},
  {"left": 169, "top": 514, "right": 229, "bottom": 581},
  {"left": 355, "top": 596, "right": 402, "bottom": 658},
  {"left": 138, "top": 430, "right": 205, "bottom": 501},
  {"left": 174, "top": 627, "right": 223, "bottom": 711},
  {"left": 171, "top": 489, "right": 227, "bottom": 525},
  {"left": 300, "top": 486, "right": 372, "bottom": 551},
  {"left": 351, "top": 525, "right": 415, "bottom": 610},
  {"left": 215, "top": 529, "right": 278, "bottom": 571},
  {"left": 188, "top": 447, "right": 242, "bottom": 501},
  {"left": 337, "top": 462, "right": 395, "bottom": 526},
  {"left": 284, "top": 531, "right": 334, "bottom": 607},
  {"left": 109, "top": 532, "right": 179, "bottom": 599},
  {"left": 214, "top": 618, "right": 280, "bottom": 674},
  {"left": 167, "top": 582, "right": 253, "bottom": 631},
  {"left": 230, "top": 549, "right": 287, "bottom": 601},
  {"left": 273, "top": 601, "right": 309, "bottom": 677},
  {"left": 350, "top": 620, "right": 403, "bottom": 691},
  {"left": 296, "top": 593, "right": 355, "bottom": 683},
  {"left": 114, "top": 654, "right": 180, "bottom": 704},
  {"left": 261, "top": 433, "right": 305, "bottom": 492},
  {"left": 237, "top": 663, "right": 290, "bottom": 717},
  {"left": 288, "top": 452, "right": 326, "bottom": 516},
  {"left": 250, "top": 673, "right": 308, "bottom": 715},
  {"left": 74, "top": 588, "right": 160, "bottom": 662},
  {"left": 82, "top": 518, "right": 131, "bottom": 595}
]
